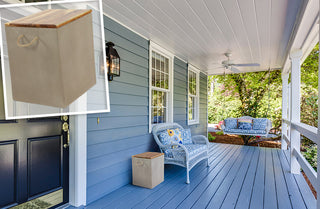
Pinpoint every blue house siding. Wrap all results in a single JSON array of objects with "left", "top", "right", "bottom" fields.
[
  {"left": 173, "top": 57, "right": 208, "bottom": 136},
  {"left": 86, "top": 16, "right": 208, "bottom": 204},
  {"left": 86, "top": 16, "right": 155, "bottom": 204},
  {"left": 173, "top": 57, "right": 188, "bottom": 127}
]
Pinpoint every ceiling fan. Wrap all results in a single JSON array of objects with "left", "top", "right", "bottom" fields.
[{"left": 221, "top": 52, "right": 260, "bottom": 73}]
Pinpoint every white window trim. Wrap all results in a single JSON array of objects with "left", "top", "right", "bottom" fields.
[
  {"left": 188, "top": 65, "right": 200, "bottom": 125},
  {"left": 149, "top": 42, "right": 174, "bottom": 133}
]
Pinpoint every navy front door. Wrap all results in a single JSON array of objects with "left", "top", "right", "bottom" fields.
[{"left": 0, "top": 74, "right": 69, "bottom": 208}]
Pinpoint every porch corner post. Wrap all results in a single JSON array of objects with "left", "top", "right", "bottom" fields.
[
  {"left": 317, "top": 25, "right": 320, "bottom": 209},
  {"left": 289, "top": 49, "right": 302, "bottom": 174},
  {"left": 69, "top": 94, "right": 87, "bottom": 207},
  {"left": 281, "top": 73, "right": 289, "bottom": 150}
]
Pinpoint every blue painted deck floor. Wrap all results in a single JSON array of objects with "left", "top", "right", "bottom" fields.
[{"left": 86, "top": 143, "right": 315, "bottom": 209}]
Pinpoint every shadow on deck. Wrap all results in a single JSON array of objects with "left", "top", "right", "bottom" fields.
[{"left": 85, "top": 143, "right": 316, "bottom": 209}]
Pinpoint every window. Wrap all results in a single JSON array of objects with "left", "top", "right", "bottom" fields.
[
  {"left": 149, "top": 43, "right": 173, "bottom": 132},
  {"left": 188, "top": 65, "right": 199, "bottom": 125}
]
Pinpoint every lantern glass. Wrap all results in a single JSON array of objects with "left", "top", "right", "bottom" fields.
[{"left": 106, "top": 42, "right": 120, "bottom": 81}]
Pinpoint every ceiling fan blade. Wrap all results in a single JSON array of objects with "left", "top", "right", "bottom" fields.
[
  {"left": 230, "top": 66, "right": 241, "bottom": 73},
  {"left": 233, "top": 63, "right": 260, "bottom": 67},
  {"left": 210, "top": 66, "right": 225, "bottom": 70}
]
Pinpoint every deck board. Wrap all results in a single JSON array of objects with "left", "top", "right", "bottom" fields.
[
  {"left": 83, "top": 143, "right": 316, "bottom": 209},
  {"left": 271, "top": 149, "right": 292, "bottom": 209},
  {"left": 264, "top": 148, "right": 277, "bottom": 209},
  {"left": 249, "top": 147, "right": 266, "bottom": 209}
]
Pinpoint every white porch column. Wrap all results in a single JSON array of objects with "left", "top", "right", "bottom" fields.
[
  {"left": 289, "top": 50, "right": 302, "bottom": 174},
  {"left": 69, "top": 94, "right": 87, "bottom": 207},
  {"left": 281, "top": 73, "right": 289, "bottom": 149},
  {"left": 317, "top": 26, "right": 320, "bottom": 209}
]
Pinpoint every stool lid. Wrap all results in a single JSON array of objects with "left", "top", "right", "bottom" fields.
[
  {"left": 132, "top": 152, "right": 164, "bottom": 159},
  {"left": 5, "top": 9, "right": 92, "bottom": 28}
]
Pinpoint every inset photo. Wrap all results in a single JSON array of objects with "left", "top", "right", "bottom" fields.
[{"left": 0, "top": 0, "right": 110, "bottom": 119}]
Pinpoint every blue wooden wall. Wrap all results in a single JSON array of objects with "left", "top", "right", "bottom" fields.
[
  {"left": 173, "top": 57, "right": 208, "bottom": 135},
  {"left": 86, "top": 16, "right": 208, "bottom": 204}
]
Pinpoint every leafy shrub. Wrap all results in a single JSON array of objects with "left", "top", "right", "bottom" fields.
[
  {"left": 302, "top": 145, "right": 317, "bottom": 171},
  {"left": 216, "top": 131, "right": 224, "bottom": 135},
  {"left": 208, "top": 133, "right": 216, "bottom": 142}
]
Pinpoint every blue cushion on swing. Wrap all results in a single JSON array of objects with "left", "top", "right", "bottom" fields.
[
  {"left": 238, "top": 118, "right": 252, "bottom": 130},
  {"left": 253, "top": 118, "right": 268, "bottom": 130},
  {"left": 224, "top": 118, "right": 238, "bottom": 129}
]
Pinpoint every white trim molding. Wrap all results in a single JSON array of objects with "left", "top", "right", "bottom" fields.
[{"left": 149, "top": 41, "right": 174, "bottom": 133}]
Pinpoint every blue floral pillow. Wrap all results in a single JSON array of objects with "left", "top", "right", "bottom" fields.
[
  {"left": 238, "top": 118, "right": 252, "bottom": 130},
  {"left": 224, "top": 118, "right": 238, "bottom": 129},
  {"left": 181, "top": 129, "right": 193, "bottom": 144},
  {"left": 253, "top": 118, "right": 268, "bottom": 130},
  {"left": 158, "top": 129, "right": 183, "bottom": 147}
]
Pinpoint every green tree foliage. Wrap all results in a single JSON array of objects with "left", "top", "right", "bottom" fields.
[
  {"left": 208, "top": 43, "right": 319, "bottom": 168},
  {"left": 208, "top": 70, "right": 282, "bottom": 128}
]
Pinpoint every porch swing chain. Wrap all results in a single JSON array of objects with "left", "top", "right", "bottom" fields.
[
  {"left": 222, "top": 69, "right": 226, "bottom": 121},
  {"left": 265, "top": 68, "right": 271, "bottom": 118}
]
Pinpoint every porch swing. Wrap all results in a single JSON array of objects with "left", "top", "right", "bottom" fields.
[{"left": 220, "top": 69, "right": 273, "bottom": 138}]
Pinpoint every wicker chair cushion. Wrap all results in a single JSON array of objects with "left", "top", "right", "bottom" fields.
[{"left": 173, "top": 144, "right": 207, "bottom": 160}]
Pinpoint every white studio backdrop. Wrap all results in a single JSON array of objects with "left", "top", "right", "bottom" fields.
[{"left": 0, "top": 0, "right": 110, "bottom": 119}]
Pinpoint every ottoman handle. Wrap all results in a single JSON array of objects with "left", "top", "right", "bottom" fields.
[
  {"left": 136, "top": 160, "right": 144, "bottom": 166},
  {"left": 17, "top": 34, "right": 38, "bottom": 48}
]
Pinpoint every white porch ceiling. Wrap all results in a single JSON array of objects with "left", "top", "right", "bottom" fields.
[{"left": 102, "top": 0, "right": 304, "bottom": 75}]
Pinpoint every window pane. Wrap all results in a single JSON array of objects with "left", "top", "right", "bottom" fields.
[
  {"left": 160, "top": 72, "right": 164, "bottom": 89},
  {"left": 162, "top": 108, "right": 166, "bottom": 123},
  {"left": 151, "top": 90, "right": 167, "bottom": 124},
  {"left": 161, "top": 56, "right": 164, "bottom": 72},
  {"left": 152, "top": 69, "right": 155, "bottom": 87},
  {"left": 152, "top": 90, "right": 157, "bottom": 106},
  {"left": 164, "top": 74, "right": 169, "bottom": 90},
  {"left": 189, "top": 96, "right": 193, "bottom": 120},
  {"left": 189, "top": 71, "right": 197, "bottom": 96},
  {"left": 164, "top": 58, "right": 169, "bottom": 73},
  {"left": 151, "top": 107, "right": 156, "bottom": 124},
  {"left": 155, "top": 70, "right": 161, "bottom": 88},
  {"left": 158, "top": 91, "right": 163, "bottom": 107},
  {"left": 152, "top": 52, "right": 155, "bottom": 68},
  {"left": 156, "top": 53, "right": 160, "bottom": 70},
  {"left": 162, "top": 91, "right": 166, "bottom": 108}
]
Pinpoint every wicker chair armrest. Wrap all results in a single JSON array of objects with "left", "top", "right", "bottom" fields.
[{"left": 192, "top": 135, "right": 209, "bottom": 148}]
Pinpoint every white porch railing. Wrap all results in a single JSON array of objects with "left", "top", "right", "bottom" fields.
[
  {"left": 281, "top": 48, "right": 320, "bottom": 208},
  {"left": 282, "top": 119, "right": 318, "bottom": 188}
]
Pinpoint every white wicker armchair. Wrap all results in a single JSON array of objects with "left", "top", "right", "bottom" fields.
[{"left": 152, "top": 123, "right": 210, "bottom": 184}]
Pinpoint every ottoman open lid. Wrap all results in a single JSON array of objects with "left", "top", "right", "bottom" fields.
[{"left": 5, "top": 9, "right": 92, "bottom": 28}]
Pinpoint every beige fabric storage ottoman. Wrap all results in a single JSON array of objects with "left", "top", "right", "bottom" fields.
[
  {"left": 132, "top": 152, "right": 164, "bottom": 189},
  {"left": 5, "top": 9, "right": 96, "bottom": 108}
]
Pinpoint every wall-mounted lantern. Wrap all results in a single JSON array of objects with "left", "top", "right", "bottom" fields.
[{"left": 106, "top": 42, "right": 120, "bottom": 81}]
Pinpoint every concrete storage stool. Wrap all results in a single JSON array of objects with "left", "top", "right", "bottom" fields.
[
  {"left": 5, "top": 9, "right": 96, "bottom": 108},
  {"left": 132, "top": 152, "right": 164, "bottom": 189}
]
